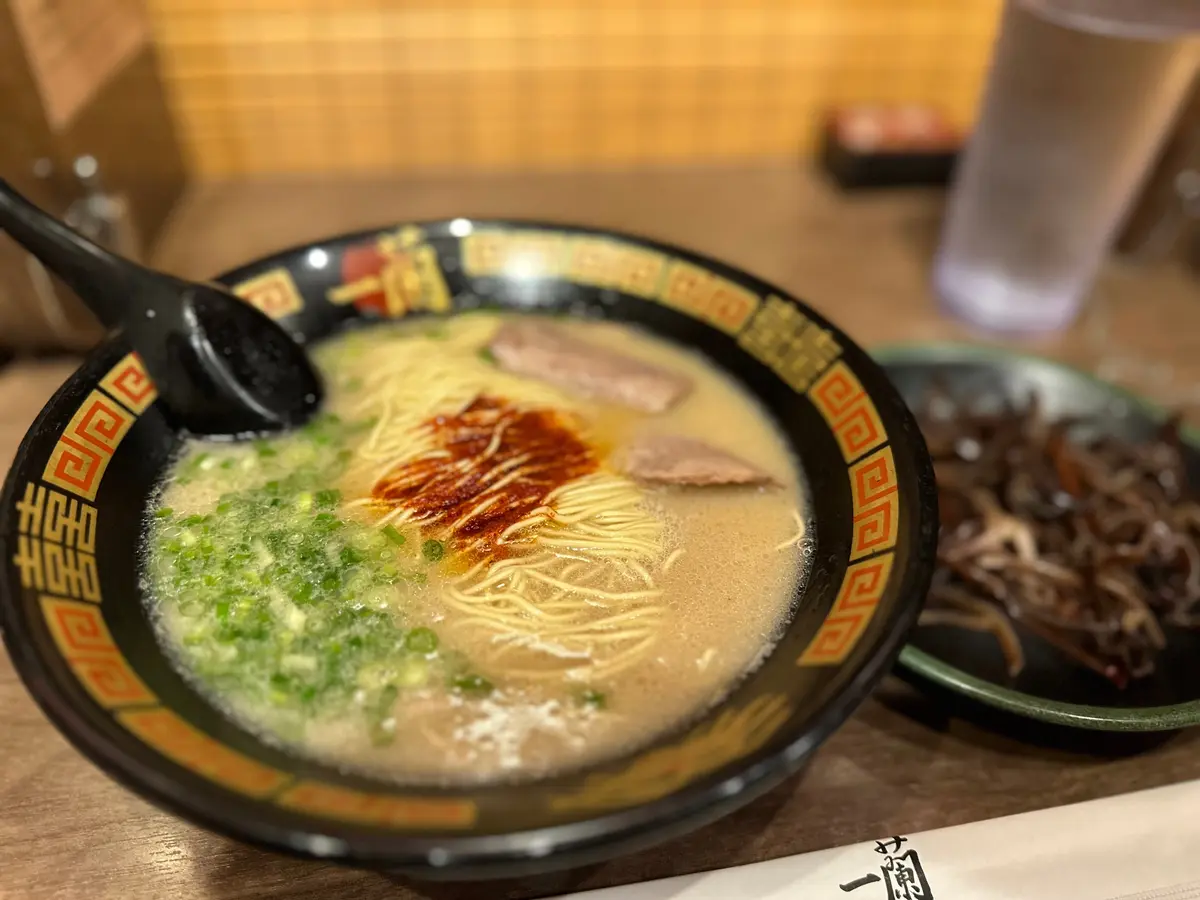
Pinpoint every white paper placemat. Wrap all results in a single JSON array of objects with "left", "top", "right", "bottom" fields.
[{"left": 555, "top": 779, "right": 1200, "bottom": 900}]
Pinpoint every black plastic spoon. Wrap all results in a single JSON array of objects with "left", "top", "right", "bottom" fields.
[{"left": 0, "top": 179, "right": 322, "bottom": 437}]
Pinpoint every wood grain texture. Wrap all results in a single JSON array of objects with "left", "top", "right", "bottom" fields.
[
  {"left": 3, "top": 166, "right": 1200, "bottom": 899},
  {"left": 142, "top": 0, "right": 1001, "bottom": 175}
]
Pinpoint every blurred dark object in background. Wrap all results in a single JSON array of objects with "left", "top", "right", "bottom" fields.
[
  {"left": 1117, "top": 73, "right": 1200, "bottom": 267},
  {"left": 0, "top": 0, "right": 186, "bottom": 351},
  {"left": 818, "top": 105, "right": 962, "bottom": 190}
]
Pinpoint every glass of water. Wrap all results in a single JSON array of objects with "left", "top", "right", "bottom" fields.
[{"left": 934, "top": 0, "right": 1198, "bottom": 335}]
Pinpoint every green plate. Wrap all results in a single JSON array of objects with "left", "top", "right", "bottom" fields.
[{"left": 876, "top": 342, "right": 1200, "bottom": 732}]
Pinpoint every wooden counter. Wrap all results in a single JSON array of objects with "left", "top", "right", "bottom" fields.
[{"left": 3, "top": 166, "right": 1199, "bottom": 900}]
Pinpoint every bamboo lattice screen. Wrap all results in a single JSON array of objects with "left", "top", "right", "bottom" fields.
[{"left": 143, "top": 0, "right": 1003, "bottom": 175}]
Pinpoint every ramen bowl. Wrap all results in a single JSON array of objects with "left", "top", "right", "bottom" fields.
[{"left": 0, "top": 221, "right": 937, "bottom": 877}]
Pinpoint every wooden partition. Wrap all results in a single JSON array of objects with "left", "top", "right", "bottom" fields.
[{"left": 145, "top": 0, "right": 1002, "bottom": 175}]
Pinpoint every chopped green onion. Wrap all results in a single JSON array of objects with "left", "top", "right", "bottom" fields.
[
  {"left": 451, "top": 673, "right": 493, "bottom": 696},
  {"left": 422, "top": 539, "right": 445, "bottom": 562},
  {"left": 377, "top": 683, "right": 398, "bottom": 710},
  {"left": 382, "top": 524, "right": 406, "bottom": 545},
  {"left": 580, "top": 689, "right": 607, "bottom": 710},
  {"left": 313, "top": 512, "right": 341, "bottom": 531},
  {"left": 405, "top": 627, "right": 439, "bottom": 654},
  {"left": 154, "top": 507, "right": 174, "bottom": 519},
  {"left": 396, "top": 658, "right": 429, "bottom": 687},
  {"left": 315, "top": 489, "right": 341, "bottom": 508},
  {"left": 367, "top": 684, "right": 399, "bottom": 745}
]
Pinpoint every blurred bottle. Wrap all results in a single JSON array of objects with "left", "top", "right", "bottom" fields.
[
  {"left": 934, "top": 0, "right": 1199, "bottom": 335},
  {"left": 0, "top": 157, "right": 138, "bottom": 351}
]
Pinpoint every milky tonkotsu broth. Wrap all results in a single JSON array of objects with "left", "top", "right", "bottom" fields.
[{"left": 145, "top": 315, "right": 808, "bottom": 784}]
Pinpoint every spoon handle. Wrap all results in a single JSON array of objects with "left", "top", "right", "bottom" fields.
[{"left": 0, "top": 178, "right": 144, "bottom": 329}]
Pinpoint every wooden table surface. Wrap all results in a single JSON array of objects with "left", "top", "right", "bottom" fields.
[{"left": 3, "top": 166, "right": 1200, "bottom": 900}]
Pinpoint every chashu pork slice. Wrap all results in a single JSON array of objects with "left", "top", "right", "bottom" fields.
[
  {"left": 488, "top": 320, "right": 691, "bottom": 413},
  {"left": 619, "top": 434, "right": 776, "bottom": 487}
]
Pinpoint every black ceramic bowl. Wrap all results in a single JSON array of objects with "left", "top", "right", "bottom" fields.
[
  {"left": 0, "top": 221, "right": 937, "bottom": 877},
  {"left": 879, "top": 343, "right": 1200, "bottom": 732}
]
